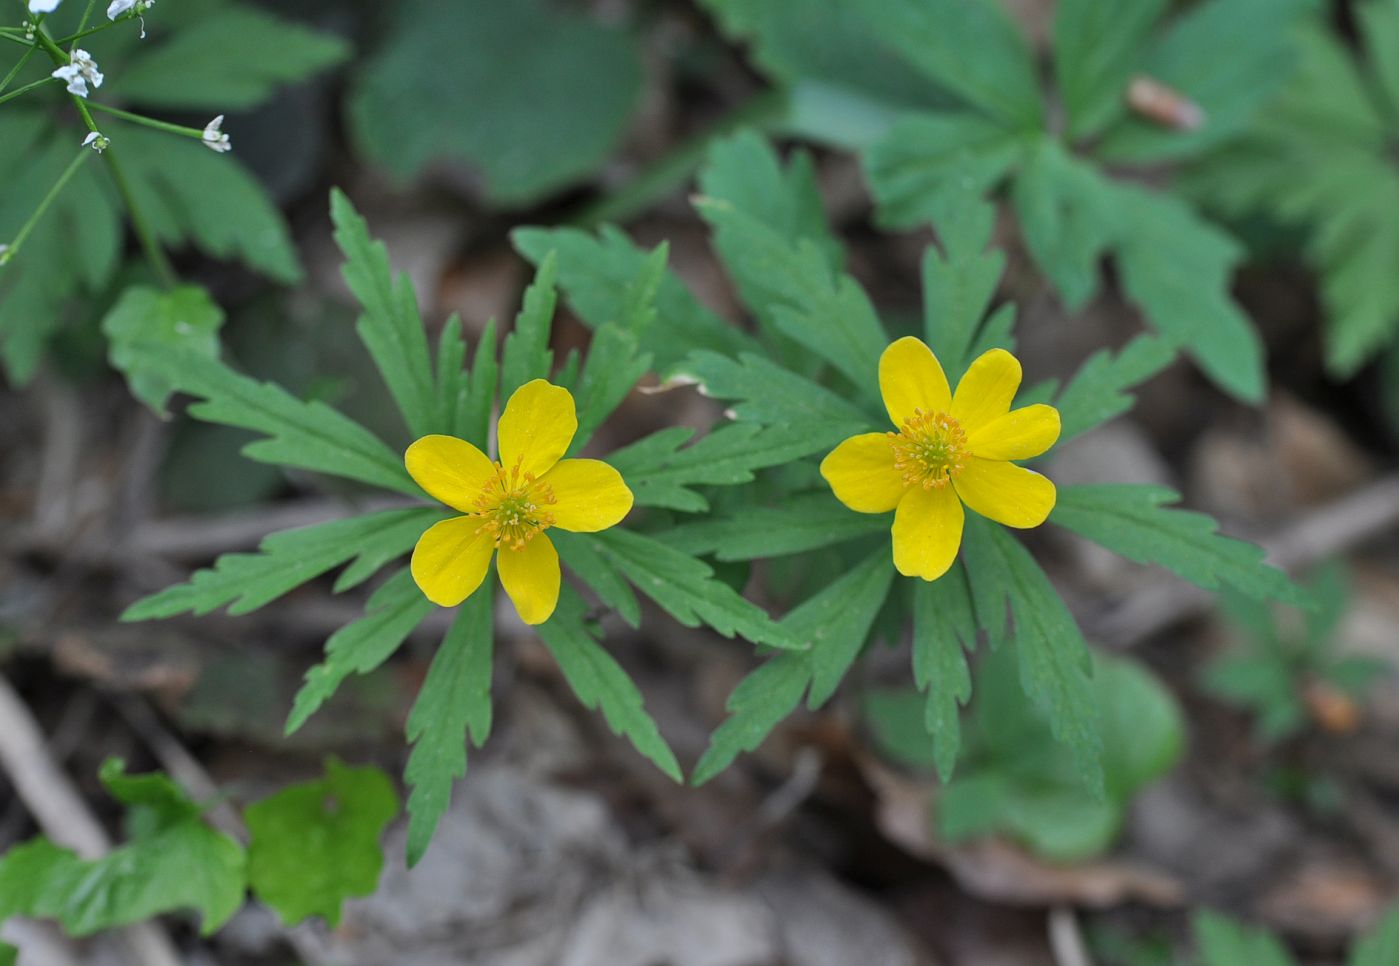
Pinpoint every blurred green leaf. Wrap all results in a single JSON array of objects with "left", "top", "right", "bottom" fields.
[
  {"left": 1194, "top": 911, "right": 1297, "bottom": 966},
  {"left": 1053, "top": 0, "right": 1166, "bottom": 140},
  {"left": 499, "top": 253, "right": 557, "bottom": 403},
  {"left": 1054, "top": 334, "right": 1175, "bottom": 443},
  {"left": 103, "top": 284, "right": 224, "bottom": 415},
  {"left": 1351, "top": 905, "right": 1399, "bottom": 966}
]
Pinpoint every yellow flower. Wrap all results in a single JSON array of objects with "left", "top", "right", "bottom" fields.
[
  {"left": 405, "top": 379, "right": 634, "bottom": 624},
  {"left": 821, "top": 337, "right": 1060, "bottom": 582}
]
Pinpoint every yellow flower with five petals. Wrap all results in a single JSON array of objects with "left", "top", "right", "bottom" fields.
[
  {"left": 821, "top": 337, "right": 1060, "bottom": 582},
  {"left": 405, "top": 379, "right": 634, "bottom": 624}
]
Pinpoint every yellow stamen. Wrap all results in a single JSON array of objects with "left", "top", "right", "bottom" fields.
[
  {"left": 888, "top": 408, "right": 967, "bottom": 490},
  {"left": 472, "top": 458, "right": 557, "bottom": 550}
]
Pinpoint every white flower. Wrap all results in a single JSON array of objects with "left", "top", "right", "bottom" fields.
[
  {"left": 51, "top": 49, "right": 103, "bottom": 98},
  {"left": 82, "top": 131, "right": 109, "bottom": 153},
  {"left": 29, "top": 0, "right": 62, "bottom": 13},
  {"left": 107, "top": 0, "right": 134, "bottom": 18},
  {"left": 202, "top": 115, "right": 231, "bottom": 153}
]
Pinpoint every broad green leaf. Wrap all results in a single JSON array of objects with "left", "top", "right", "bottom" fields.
[
  {"left": 499, "top": 253, "right": 558, "bottom": 403},
  {"left": 123, "top": 346, "right": 418, "bottom": 496},
  {"left": 849, "top": 0, "right": 1042, "bottom": 128},
  {"left": 1054, "top": 334, "right": 1175, "bottom": 443},
  {"left": 1053, "top": 0, "right": 1167, "bottom": 140},
  {"left": 0, "top": 941, "right": 14, "bottom": 966},
  {"left": 103, "top": 284, "right": 225, "bottom": 415},
  {"left": 961, "top": 515, "right": 1102, "bottom": 791},
  {"left": 331, "top": 189, "right": 438, "bottom": 439},
  {"left": 799, "top": 548, "right": 896, "bottom": 708},
  {"left": 695, "top": 196, "right": 888, "bottom": 392},
  {"left": 287, "top": 569, "right": 434, "bottom": 734},
  {"left": 513, "top": 226, "right": 758, "bottom": 370},
  {"left": 691, "top": 653, "right": 810, "bottom": 785},
  {"left": 1351, "top": 905, "right": 1399, "bottom": 966},
  {"left": 594, "top": 528, "right": 793, "bottom": 649},
  {"left": 123, "top": 507, "right": 445, "bottom": 620},
  {"left": 348, "top": 0, "right": 642, "bottom": 204},
  {"left": 1051, "top": 485, "right": 1301, "bottom": 604},
  {"left": 108, "top": 4, "right": 349, "bottom": 110},
  {"left": 864, "top": 113, "right": 1025, "bottom": 229},
  {"left": 660, "top": 491, "right": 886, "bottom": 561},
  {"left": 918, "top": 200, "right": 1006, "bottom": 378},
  {"left": 246, "top": 759, "right": 398, "bottom": 926},
  {"left": 912, "top": 562, "right": 976, "bottom": 781},
  {"left": 403, "top": 591, "right": 494, "bottom": 866},
  {"left": 1194, "top": 911, "right": 1297, "bottom": 966},
  {"left": 537, "top": 587, "right": 681, "bottom": 780},
  {"left": 551, "top": 530, "right": 641, "bottom": 628},
  {"left": 1362, "top": 0, "right": 1399, "bottom": 121}
]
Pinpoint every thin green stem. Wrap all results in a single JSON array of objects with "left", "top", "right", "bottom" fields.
[
  {"left": 0, "top": 73, "right": 55, "bottom": 105},
  {"left": 54, "top": 21, "right": 119, "bottom": 45},
  {"left": 85, "top": 100, "right": 206, "bottom": 140},
  {"left": 70, "top": 0, "right": 101, "bottom": 44},
  {"left": 0, "top": 147, "right": 93, "bottom": 266},
  {"left": 0, "top": 42, "right": 39, "bottom": 96},
  {"left": 0, "top": 30, "right": 32, "bottom": 46}
]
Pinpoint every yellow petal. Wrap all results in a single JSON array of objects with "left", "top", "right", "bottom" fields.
[
  {"left": 879, "top": 336, "right": 952, "bottom": 427},
  {"left": 892, "top": 484, "right": 964, "bottom": 581},
  {"left": 410, "top": 515, "right": 495, "bottom": 607},
  {"left": 820, "top": 433, "right": 906, "bottom": 513},
  {"left": 498, "top": 379, "right": 577, "bottom": 478},
  {"left": 541, "top": 458, "right": 633, "bottom": 532},
  {"left": 950, "top": 348, "right": 1021, "bottom": 433},
  {"left": 497, "top": 533, "right": 560, "bottom": 625},
  {"left": 405, "top": 435, "right": 495, "bottom": 513},
  {"left": 952, "top": 456, "right": 1056, "bottom": 528},
  {"left": 966, "top": 404, "right": 1061, "bottom": 461}
]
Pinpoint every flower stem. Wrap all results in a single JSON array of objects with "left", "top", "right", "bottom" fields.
[
  {"left": 0, "top": 42, "right": 42, "bottom": 98},
  {"left": 85, "top": 100, "right": 206, "bottom": 140},
  {"left": 0, "top": 146, "right": 92, "bottom": 267},
  {"left": 0, "top": 73, "right": 56, "bottom": 105},
  {"left": 70, "top": 0, "right": 102, "bottom": 42}
]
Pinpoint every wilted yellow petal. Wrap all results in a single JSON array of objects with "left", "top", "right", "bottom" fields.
[
  {"left": 542, "top": 458, "right": 633, "bottom": 532},
  {"left": 950, "top": 348, "right": 1021, "bottom": 433},
  {"left": 405, "top": 435, "right": 495, "bottom": 512},
  {"left": 879, "top": 336, "right": 952, "bottom": 427},
  {"left": 966, "top": 404, "right": 1061, "bottom": 461},
  {"left": 820, "top": 433, "right": 905, "bottom": 513},
  {"left": 410, "top": 515, "right": 495, "bottom": 607},
  {"left": 953, "top": 456, "right": 1056, "bottom": 528},
  {"left": 891, "top": 484, "right": 964, "bottom": 581},
  {"left": 498, "top": 380, "right": 577, "bottom": 478},
  {"left": 497, "top": 533, "right": 560, "bottom": 625}
]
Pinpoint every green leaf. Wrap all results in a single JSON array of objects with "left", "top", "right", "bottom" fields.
[
  {"left": 695, "top": 196, "right": 888, "bottom": 393},
  {"left": 403, "top": 591, "right": 494, "bottom": 867},
  {"left": 499, "top": 253, "right": 558, "bottom": 402},
  {"left": 460, "top": 318, "right": 499, "bottom": 450},
  {"left": 1194, "top": 911, "right": 1297, "bottom": 966},
  {"left": 912, "top": 562, "right": 976, "bottom": 781},
  {"left": 849, "top": 0, "right": 1042, "bottom": 128},
  {"left": 918, "top": 199, "right": 1007, "bottom": 378},
  {"left": 514, "top": 227, "right": 760, "bottom": 372},
  {"left": 660, "top": 491, "right": 887, "bottom": 561},
  {"left": 348, "top": 0, "right": 642, "bottom": 204},
  {"left": 103, "top": 284, "right": 225, "bottom": 416},
  {"left": 1053, "top": 0, "right": 1167, "bottom": 140},
  {"left": 675, "top": 350, "right": 874, "bottom": 439},
  {"left": 962, "top": 515, "right": 1102, "bottom": 791},
  {"left": 124, "top": 346, "right": 419, "bottom": 496},
  {"left": 571, "top": 323, "right": 652, "bottom": 454},
  {"left": 594, "top": 529, "right": 794, "bottom": 649},
  {"left": 246, "top": 759, "right": 397, "bottom": 926},
  {"left": 0, "top": 941, "right": 15, "bottom": 966},
  {"left": 286, "top": 569, "right": 434, "bottom": 734},
  {"left": 1050, "top": 485, "right": 1301, "bottom": 604},
  {"left": 537, "top": 586, "right": 681, "bottom": 780},
  {"left": 691, "top": 653, "right": 810, "bottom": 785},
  {"left": 798, "top": 548, "right": 896, "bottom": 708},
  {"left": 1054, "top": 334, "right": 1176, "bottom": 443},
  {"left": 1351, "top": 905, "right": 1399, "bottom": 966},
  {"left": 1362, "top": 0, "right": 1399, "bottom": 121},
  {"left": 331, "top": 189, "right": 438, "bottom": 439},
  {"left": 119, "top": 127, "right": 300, "bottom": 283},
  {"left": 864, "top": 113, "right": 1025, "bottom": 229},
  {"left": 551, "top": 530, "right": 641, "bottom": 628},
  {"left": 108, "top": 4, "right": 350, "bottom": 110}
]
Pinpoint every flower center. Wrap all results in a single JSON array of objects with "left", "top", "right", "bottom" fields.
[
  {"left": 888, "top": 408, "right": 968, "bottom": 489},
  {"left": 473, "top": 460, "right": 557, "bottom": 551}
]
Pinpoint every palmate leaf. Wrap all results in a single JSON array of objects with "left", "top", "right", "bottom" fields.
[
  {"left": 660, "top": 491, "right": 886, "bottom": 561},
  {"left": 1053, "top": 0, "right": 1167, "bottom": 141},
  {"left": 537, "top": 587, "right": 682, "bottom": 781},
  {"left": 404, "top": 591, "right": 493, "bottom": 867},
  {"left": 246, "top": 760, "right": 397, "bottom": 927},
  {"left": 594, "top": 529, "right": 795, "bottom": 649},
  {"left": 691, "top": 548, "right": 893, "bottom": 783},
  {"left": 1050, "top": 485, "right": 1301, "bottom": 604},
  {"left": 123, "top": 345, "right": 418, "bottom": 496},
  {"left": 331, "top": 190, "right": 438, "bottom": 439},
  {"left": 122, "top": 507, "right": 446, "bottom": 620},
  {"left": 286, "top": 569, "right": 435, "bottom": 734}
]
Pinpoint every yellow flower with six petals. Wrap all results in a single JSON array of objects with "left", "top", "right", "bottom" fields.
[
  {"left": 405, "top": 379, "right": 634, "bottom": 624},
  {"left": 821, "top": 337, "right": 1060, "bottom": 581}
]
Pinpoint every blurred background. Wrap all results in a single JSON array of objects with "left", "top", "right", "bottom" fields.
[{"left": 2, "top": 0, "right": 1399, "bottom": 963}]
